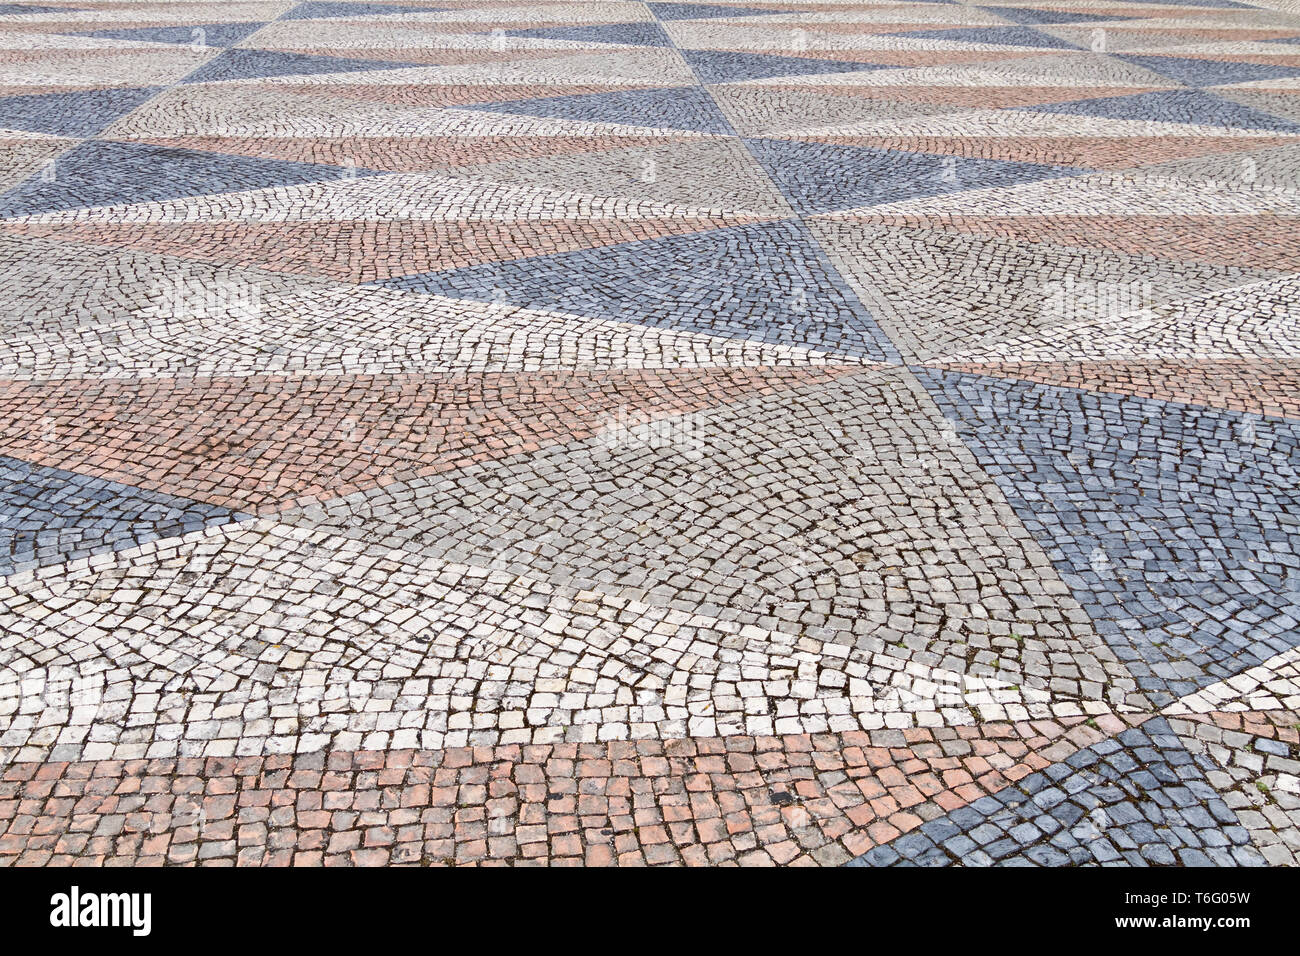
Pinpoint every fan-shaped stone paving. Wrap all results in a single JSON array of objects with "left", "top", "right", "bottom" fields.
[{"left": 1, "top": 0, "right": 1299, "bottom": 867}]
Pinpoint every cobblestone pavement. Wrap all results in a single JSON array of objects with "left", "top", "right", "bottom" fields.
[{"left": 2, "top": 0, "right": 1299, "bottom": 867}]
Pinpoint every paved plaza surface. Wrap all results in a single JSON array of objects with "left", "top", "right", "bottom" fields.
[{"left": 1, "top": 0, "right": 1299, "bottom": 868}]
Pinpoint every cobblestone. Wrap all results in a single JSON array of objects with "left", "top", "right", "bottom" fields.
[{"left": 2, "top": 0, "right": 1299, "bottom": 866}]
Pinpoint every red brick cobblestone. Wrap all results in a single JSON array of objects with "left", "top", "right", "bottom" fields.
[
  {"left": 0, "top": 367, "right": 851, "bottom": 515},
  {"left": 3, "top": 213, "right": 768, "bottom": 283},
  {"left": 2, "top": 0, "right": 1297, "bottom": 871},
  {"left": 1177, "top": 709, "right": 1300, "bottom": 742},
  {"left": 0, "top": 720, "right": 1114, "bottom": 867},
  {"left": 855, "top": 215, "right": 1300, "bottom": 271}
]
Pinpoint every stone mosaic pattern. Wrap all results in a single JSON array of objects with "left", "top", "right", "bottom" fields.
[{"left": 1, "top": 0, "right": 1299, "bottom": 867}]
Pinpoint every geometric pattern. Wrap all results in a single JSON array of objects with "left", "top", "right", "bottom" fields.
[
  {"left": 850, "top": 716, "right": 1268, "bottom": 866},
  {"left": 0, "top": 455, "right": 249, "bottom": 576},
  {"left": 0, "top": 140, "right": 384, "bottom": 218},
  {"left": 380, "top": 221, "right": 899, "bottom": 356},
  {"left": 917, "top": 371, "right": 1300, "bottom": 707},
  {"left": 2, "top": 0, "right": 1300, "bottom": 868}
]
